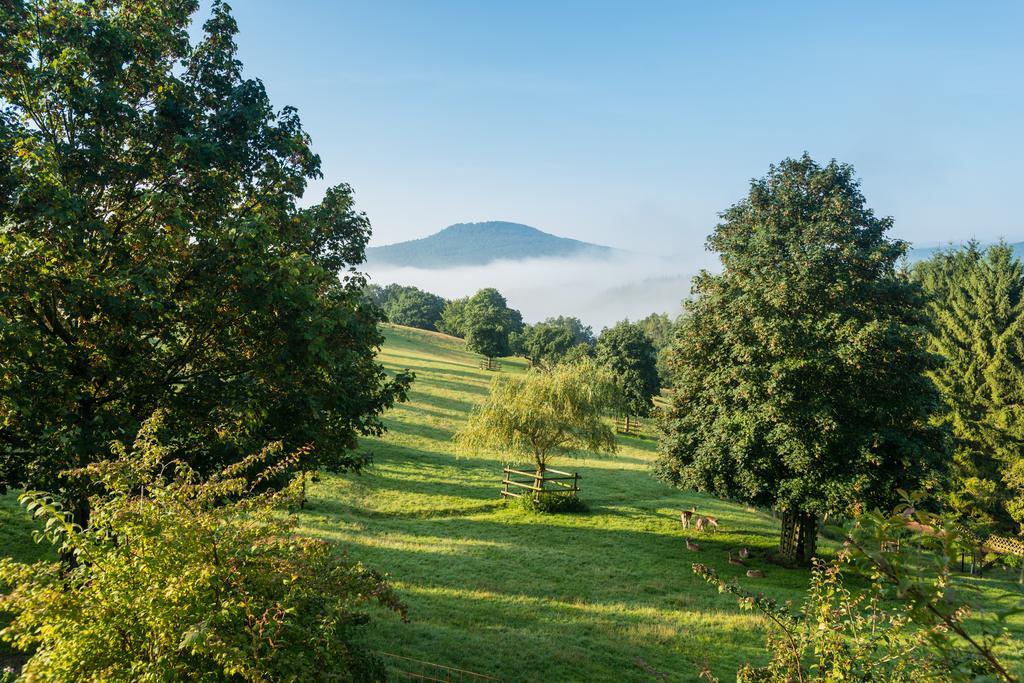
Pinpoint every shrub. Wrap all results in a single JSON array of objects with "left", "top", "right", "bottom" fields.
[
  {"left": 693, "top": 496, "right": 1018, "bottom": 682},
  {"left": 0, "top": 418, "right": 406, "bottom": 682},
  {"left": 513, "top": 492, "right": 589, "bottom": 515}
]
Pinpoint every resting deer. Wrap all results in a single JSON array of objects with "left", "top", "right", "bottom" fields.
[
  {"left": 738, "top": 547, "right": 750, "bottom": 560},
  {"left": 685, "top": 538, "right": 701, "bottom": 552},
  {"left": 727, "top": 552, "right": 745, "bottom": 566},
  {"left": 746, "top": 569, "right": 764, "bottom": 579},
  {"left": 680, "top": 506, "right": 697, "bottom": 529}
]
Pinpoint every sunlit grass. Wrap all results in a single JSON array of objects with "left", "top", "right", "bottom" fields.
[{"left": 2, "top": 323, "right": 1021, "bottom": 680}]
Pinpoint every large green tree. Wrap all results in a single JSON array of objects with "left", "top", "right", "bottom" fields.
[
  {"left": 914, "top": 243, "right": 1024, "bottom": 534},
  {"left": 378, "top": 285, "right": 446, "bottom": 331},
  {"left": 0, "top": 2, "right": 410, "bottom": 504},
  {"left": 518, "top": 316, "right": 594, "bottom": 366},
  {"left": 636, "top": 312, "right": 678, "bottom": 386},
  {"left": 595, "top": 321, "right": 660, "bottom": 417},
  {"left": 462, "top": 288, "right": 523, "bottom": 359},
  {"left": 656, "top": 155, "right": 945, "bottom": 566},
  {"left": 437, "top": 296, "right": 469, "bottom": 337}
]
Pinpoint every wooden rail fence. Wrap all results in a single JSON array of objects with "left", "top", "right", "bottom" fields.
[
  {"left": 501, "top": 466, "right": 579, "bottom": 500},
  {"left": 478, "top": 357, "right": 501, "bottom": 371},
  {"left": 615, "top": 415, "right": 646, "bottom": 437}
]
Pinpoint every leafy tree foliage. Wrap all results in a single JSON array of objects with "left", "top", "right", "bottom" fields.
[
  {"left": 656, "top": 155, "right": 945, "bottom": 565},
  {"left": 437, "top": 297, "right": 469, "bottom": 337},
  {"left": 914, "top": 243, "right": 1024, "bottom": 534},
  {"left": 364, "top": 284, "right": 446, "bottom": 331},
  {"left": 386, "top": 287, "right": 446, "bottom": 331},
  {"left": 518, "top": 316, "right": 595, "bottom": 365},
  {"left": 0, "top": 1, "right": 410, "bottom": 498},
  {"left": 694, "top": 500, "right": 1017, "bottom": 682},
  {"left": 636, "top": 312, "right": 678, "bottom": 386},
  {"left": 455, "top": 359, "right": 620, "bottom": 473},
  {"left": 596, "top": 321, "right": 660, "bottom": 417},
  {"left": 462, "top": 288, "right": 523, "bottom": 358},
  {"left": 0, "top": 416, "right": 406, "bottom": 682}
]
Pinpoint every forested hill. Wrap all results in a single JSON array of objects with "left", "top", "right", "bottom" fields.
[{"left": 365, "top": 221, "right": 614, "bottom": 268}]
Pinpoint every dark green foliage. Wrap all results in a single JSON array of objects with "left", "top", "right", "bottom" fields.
[
  {"left": 438, "top": 297, "right": 469, "bottom": 337},
  {"left": 596, "top": 321, "right": 660, "bottom": 417},
  {"left": 366, "top": 221, "right": 612, "bottom": 268},
  {"left": 657, "top": 155, "right": 945, "bottom": 565},
  {"left": 695, "top": 500, "right": 1018, "bottom": 682},
  {"left": 914, "top": 243, "right": 1024, "bottom": 534},
  {"left": 364, "top": 284, "right": 446, "bottom": 331},
  {"left": 513, "top": 492, "right": 588, "bottom": 514},
  {"left": 0, "top": 418, "right": 406, "bottom": 681},
  {"left": 518, "top": 316, "right": 595, "bottom": 365},
  {"left": 636, "top": 312, "right": 678, "bottom": 386},
  {"left": 0, "top": 0, "right": 410, "bottom": 495},
  {"left": 462, "top": 288, "right": 523, "bottom": 358}
]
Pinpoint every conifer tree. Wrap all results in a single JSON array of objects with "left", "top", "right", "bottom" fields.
[{"left": 915, "top": 243, "right": 1024, "bottom": 534}]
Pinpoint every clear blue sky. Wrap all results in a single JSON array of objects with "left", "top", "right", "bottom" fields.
[{"left": 223, "top": 1, "right": 1023, "bottom": 252}]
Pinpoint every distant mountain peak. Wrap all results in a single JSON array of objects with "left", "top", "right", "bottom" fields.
[{"left": 366, "top": 221, "right": 614, "bottom": 269}]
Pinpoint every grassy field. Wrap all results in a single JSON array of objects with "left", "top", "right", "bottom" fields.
[{"left": 2, "top": 323, "right": 1022, "bottom": 680}]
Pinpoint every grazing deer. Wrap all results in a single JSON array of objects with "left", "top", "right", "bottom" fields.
[
  {"left": 746, "top": 569, "right": 764, "bottom": 579},
  {"left": 727, "top": 552, "right": 745, "bottom": 566},
  {"left": 680, "top": 506, "right": 697, "bottom": 529},
  {"left": 694, "top": 516, "right": 706, "bottom": 533},
  {"left": 738, "top": 547, "right": 750, "bottom": 560},
  {"left": 702, "top": 515, "right": 719, "bottom": 533},
  {"left": 685, "top": 537, "right": 701, "bottom": 552}
]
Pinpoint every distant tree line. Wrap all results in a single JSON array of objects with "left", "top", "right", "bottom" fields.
[{"left": 367, "top": 281, "right": 668, "bottom": 416}]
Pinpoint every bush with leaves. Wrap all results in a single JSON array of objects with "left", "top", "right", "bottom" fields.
[
  {"left": 693, "top": 498, "right": 1019, "bottom": 682},
  {"left": 0, "top": 417, "right": 406, "bottom": 682}
]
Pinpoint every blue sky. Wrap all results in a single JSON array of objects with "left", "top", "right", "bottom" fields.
[{"left": 223, "top": 1, "right": 1023, "bottom": 253}]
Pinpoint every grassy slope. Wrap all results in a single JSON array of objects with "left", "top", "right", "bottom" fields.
[
  {"left": 295, "top": 325, "right": 1024, "bottom": 681},
  {"left": 2, "top": 323, "right": 1021, "bottom": 680}
]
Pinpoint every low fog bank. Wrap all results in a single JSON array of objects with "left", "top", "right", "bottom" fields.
[{"left": 363, "top": 250, "right": 719, "bottom": 329}]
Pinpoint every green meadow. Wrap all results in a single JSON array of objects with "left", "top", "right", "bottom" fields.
[{"left": 3, "top": 323, "right": 1022, "bottom": 680}]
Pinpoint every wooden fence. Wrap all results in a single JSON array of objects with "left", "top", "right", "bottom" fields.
[
  {"left": 615, "top": 415, "right": 646, "bottom": 438},
  {"left": 378, "top": 652, "right": 499, "bottom": 682},
  {"left": 478, "top": 357, "right": 501, "bottom": 372},
  {"left": 500, "top": 466, "right": 579, "bottom": 500}
]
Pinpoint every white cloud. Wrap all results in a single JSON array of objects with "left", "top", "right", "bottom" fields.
[{"left": 364, "top": 250, "right": 719, "bottom": 329}]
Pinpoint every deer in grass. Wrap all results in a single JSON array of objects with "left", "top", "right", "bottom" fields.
[
  {"left": 680, "top": 506, "right": 697, "bottom": 529},
  {"left": 702, "top": 515, "right": 719, "bottom": 533},
  {"left": 685, "top": 537, "right": 701, "bottom": 552}
]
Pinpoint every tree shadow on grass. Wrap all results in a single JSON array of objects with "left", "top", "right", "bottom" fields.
[{"left": 383, "top": 419, "right": 457, "bottom": 443}]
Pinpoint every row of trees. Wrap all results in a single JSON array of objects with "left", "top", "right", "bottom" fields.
[
  {"left": 656, "top": 154, "right": 1024, "bottom": 565},
  {"left": 364, "top": 284, "right": 446, "bottom": 331}
]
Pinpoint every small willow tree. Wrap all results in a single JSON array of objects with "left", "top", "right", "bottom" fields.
[{"left": 455, "top": 360, "right": 622, "bottom": 484}]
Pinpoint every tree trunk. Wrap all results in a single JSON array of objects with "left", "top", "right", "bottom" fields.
[
  {"left": 778, "top": 509, "right": 817, "bottom": 566},
  {"left": 533, "top": 459, "right": 545, "bottom": 502}
]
